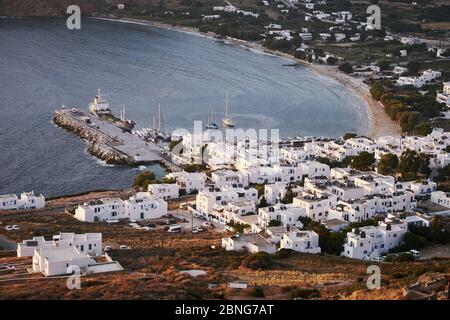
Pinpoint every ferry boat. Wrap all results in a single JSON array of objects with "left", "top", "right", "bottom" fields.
[
  {"left": 206, "top": 109, "right": 219, "bottom": 129},
  {"left": 222, "top": 91, "right": 235, "bottom": 128},
  {"left": 88, "top": 89, "right": 136, "bottom": 132}
]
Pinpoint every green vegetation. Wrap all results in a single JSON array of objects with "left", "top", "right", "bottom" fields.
[
  {"left": 377, "top": 153, "right": 399, "bottom": 176},
  {"left": 350, "top": 151, "right": 375, "bottom": 171},
  {"left": 132, "top": 170, "right": 157, "bottom": 189},
  {"left": 225, "top": 221, "right": 249, "bottom": 233},
  {"left": 338, "top": 62, "right": 353, "bottom": 74}
]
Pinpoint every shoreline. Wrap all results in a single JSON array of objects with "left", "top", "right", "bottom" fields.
[{"left": 94, "top": 17, "right": 401, "bottom": 139}]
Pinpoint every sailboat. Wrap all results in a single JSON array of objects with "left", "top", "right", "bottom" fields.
[
  {"left": 222, "top": 90, "right": 235, "bottom": 127},
  {"left": 206, "top": 109, "right": 219, "bottom": 129}
]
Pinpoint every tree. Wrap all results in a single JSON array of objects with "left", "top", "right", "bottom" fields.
[
  {"left": 412, "top": 122, "right": 432, "bottom": 136},
  {"left": 132, "top": 170, "right": 156, "bottom": 189},
  {"left": 259, "top": 196, "right": 269, "bottom": 208},
  {"left": 327, "top": 56, "right": 338, "bottom": 65},
  {"left": 377, "top": 153, "right": 399, "bottom": 175},
  {"left": 398, "top": 111, "right": 419, "bottom": 133},
  {"left": 399, "top": 149, "right": 430, "bottom": 180},
  {"left": 338, "top": 62, "right": 353, "bottom": 74},
  {"left": 377, "top": 60, "right": 390, "bottom": 70},
  {"left": 268, "top": 219, "right": 282, "bottom": 227},
  {"left": 281, "top": 186, "right": 294, "bottom": 204},
  {"left": 351, "top": 151, "right": 375, "bottom": 171},
  {"left": 407, "top": 60, "right": 421, "bottom": 74},
  {"left": 343, "top": 132, "right": 357, "bottom": 140}
]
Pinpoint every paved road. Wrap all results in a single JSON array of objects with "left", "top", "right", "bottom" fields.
[{"left": 0, "top": 234, "right": 17, "bottom": 250}]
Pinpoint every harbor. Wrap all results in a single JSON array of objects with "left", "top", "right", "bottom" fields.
[{"left": 53, "top": 108, "right": 180, "bottom": 172}]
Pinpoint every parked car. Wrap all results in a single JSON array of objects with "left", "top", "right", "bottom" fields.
[
  {"left": 146, "top": 223, "right": 156, "bottom": 228},
  {"left": 5, "top": 225, "right": 12, "bottom": 231},
  {"left": 104, "top": 246, "right": 112, "bottom": 251},
  {"left": 194, "top": 226, "right": 204, "bottom": 232},
  {"left": 12, "top": 225, "right": 19, "bottom": 231},
  {"left": 181, "top": 218, "right": 189, "bottom": 223},
  {"left": 202, "top": 222, "right": 212, "bottom": 228},
  {"left": 119, "top": 245, "right": 129, "bottom": 250},
  {"left": 167, "top": 225, "right": 182, "bottom": 233}
]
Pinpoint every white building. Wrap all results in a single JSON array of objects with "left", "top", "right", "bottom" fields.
[
  {"left": 342, "top": 218, "right": 408, "bottom": 260},
  {"left": 393, "top": 66, "right": 407, "bottom": 75},
  {"left": 280, "top": 228, "right": 321, "bottom": 253},
  {"left": 211, "top": 169, "right": 249, "bottom": 188},
  {"left": 196, "top": 186, "right": 258, "bottom": 217},
  {"left": 292, "top": 192, "right": 338, "bottom": 222},
  {"left": 265, "top": 23, "right": 282, "bottom": 30},
  {"left": 299, "top": 32, "right": 313, "bottom": 41},
  {"left": 124, "top": 194, "right": 168, "bottom": 220},
  {"left": 0, "top": 191, "right": 45, "bottom": 211},
  {"left": 167, "top": 171, "right": 207, "bottom": 194},
  {"left": 258, "top": 203, "right": 305, "bottom": 229},
  {"left": 24, "top": 233, "right": 102, "bottom": 258},
  {"left": 431, "top": 191, "right": 450, "bottom": 208},
  {"left": 147, "top": 183, "right": 180, "bottom": 200},
  {"left": 32, "top": 247, "right": 95, "bottom": 277},
  {"left": 334, "top": 33, "right": 346, "bottom": 42},
  {"left": 74, "top": 195, "right": 167, "bottom": 222},
  {"left": 264, "top": 182, "right": 287, "bottom": 204},
  {"left": 222, "top": 234, "right": 277, "bottom": 254},
  {"left": 74, "top": 198, "right": 125, "bottom": 222},
  {"left": 408, "top": 180, "right": 437, "bottom": 196}
]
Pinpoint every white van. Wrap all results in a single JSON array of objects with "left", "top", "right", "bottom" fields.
[
  {"left": 168, "top": 225, "right": 182, "bottom": 233},
  {"left": 409, "top": 249, "right": 420, "bottom": 258}
]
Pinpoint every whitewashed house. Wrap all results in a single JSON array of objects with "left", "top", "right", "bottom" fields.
[
  {"left": 431, "top": 191, "right": 450, "bottom": 208},
  {"left": 258, "top": 203, "right": 305, "bottom": 229},
  {"left": 264, "top": 182, "right": 287, "bottom": 204},
  {"left": 0, "top": 191, "right": 45, "bottom": 211},
  {"left": 408, "top": 180, "right": 437, "bottom": 196},
  {"left": 280, "top": 228, "right": 321, "bottom": 253},
  {"left": 32, "top": 247, "right": 95, "bottom": 277},
  {"left": 211, "top": 169, "right": 249, "bottom": 188},
  {"left": 74, "top": 195, "right": 167, "bottom": 222},
  {"left": 167, "top": 171, "right": 207, "bottom": 194},
  {"left": 342, "top": 218, "right": 407, "bottom": 260},
  {"left": 124, "top": 195, "right": 168, "bottom": 220},
  {"left": 74, "top": 198, "right": 125, "bottom": 222},
  {"left": 0, "top": 194, "right": 19, "bottom": 210},
  {"left": 147, "top": 183, "right": 179, "bottom": 200},
  {"left": 292, "top": 192, "right": 338, "bottom": 222},
  {"left": 393, "top": 66, "right": 407, "bottom": 75},
  {"left": 298, "top": 32, "right": 312, "bottom": 41}
]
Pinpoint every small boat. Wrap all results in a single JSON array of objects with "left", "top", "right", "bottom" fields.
[
  {"left": 222, "top": 90, "right": 234, "bottom": 127},
  {"left": 206, "top": 109, "right": 219, "bottom": 129}
]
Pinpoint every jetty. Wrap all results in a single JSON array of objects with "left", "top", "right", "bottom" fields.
[{"left": 53, "top": 108, "right": 181, "bottom": 171}]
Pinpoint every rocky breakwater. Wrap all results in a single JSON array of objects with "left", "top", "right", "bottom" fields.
[{"left": 53, "top": 110, "right": 137, "bottom": 166}]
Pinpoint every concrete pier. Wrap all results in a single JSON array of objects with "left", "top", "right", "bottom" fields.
[{"left": 54, "top": 108, "right": 181, "bottom": 171}]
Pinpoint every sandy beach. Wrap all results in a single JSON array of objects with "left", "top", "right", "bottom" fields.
[{"left": 93, "top": 17, "right": 401, "bottom": 139}]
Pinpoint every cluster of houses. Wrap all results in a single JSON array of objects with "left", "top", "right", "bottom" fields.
[
  {"left": 0, "top": 191, "right": 45, "bottom": 211},
  {"left": 167, "top": 128, "right": 450, "bottom": 260},
  {"left": 16, "top": 232, "right": 122, "bottom": 277},
  {"left": 396, "top": 69, "right": 442, "bottom": 88}
]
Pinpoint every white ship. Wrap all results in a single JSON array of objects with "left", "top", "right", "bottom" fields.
[{"left": 88, "top": 89, "right": 136, "bottom": 132}]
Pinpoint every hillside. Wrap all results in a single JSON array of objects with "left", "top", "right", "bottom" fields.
[{"left": 0, "top": 0, "right": 104, "bottom": 17}]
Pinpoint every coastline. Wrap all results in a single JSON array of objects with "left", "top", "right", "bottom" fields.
[{"left": 93, "top": 17, "right": 401, "bottom": 139}]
